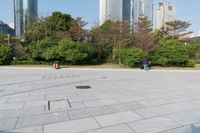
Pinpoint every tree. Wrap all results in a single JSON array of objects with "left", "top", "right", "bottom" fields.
[
  {"left": 0, "top": 44, "right": 12, "bottom": 65},
  {"left": 90, "top": 25, "right": 109, "bottom": 61},
  {"left": 46, "top": 12, "right": 73, "bottom": 32},
  {"left": 70, "top": 17, "right": 88, "bottom": 42},
  {"left": 114, "top": 48, "right": 145, "bottom": 67},
  {"left": 28, "top": 37, "right": 58, "bottom": 61},
  {"left": 25, "top": 12, "right": 73, "bottom": 42},
  {"left": 152, "top": 40, "right": 189, "bottom": 66},
  {"left": 58, "top": 39, "right": 95, "bottom": 65},
  {"left": 133, "top": 16, "right": 157, "bottom": 53},
  {"left": 165, "top": 20, "right": 192, "bottom": 40},
  {"left": 187, "top": 39, "right": 200, "bottom": 62}
]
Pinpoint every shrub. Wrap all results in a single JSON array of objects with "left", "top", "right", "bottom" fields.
[
  {"left": 186, "top": 59, "right": 196, "bottom": 67},
  {"left": 58, "top": 39, "right": 95, "bottom": 65},
  {"left": 152, "top": 40, "right": 189, "bottom": 66},
  {"left": 0, "top": 44, "right": 12, "bottom": 65},
  {"left": 114, "top": 48, "right": 146, "bottom": 67}
]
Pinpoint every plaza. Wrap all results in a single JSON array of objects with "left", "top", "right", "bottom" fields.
[{"left": 1, "top": 67, "right": 200, "bottom": 133}]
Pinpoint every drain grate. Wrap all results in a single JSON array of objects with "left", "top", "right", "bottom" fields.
[{"left": 76, "top": 85, "right": 91, "bottom": 89}]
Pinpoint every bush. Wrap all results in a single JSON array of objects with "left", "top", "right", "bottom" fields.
[
  {"left": 0, "top": 44, "right": 12, "bottom": 65},
  {"left": 152, "top": 40, "right": 189, "bottom": 66},
  {"left": 58, "top": 39, "right": 95, "bottom": 65},
  {"left": 113, "top": 48, "right": 146, "bottom": 67},
  {"left": 186, "top": 59, "right": 196, "bottom": 67}
]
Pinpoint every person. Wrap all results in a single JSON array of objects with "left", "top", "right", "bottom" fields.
[{"left": 142, "top": 58, "right": 150, "bottom": 71}]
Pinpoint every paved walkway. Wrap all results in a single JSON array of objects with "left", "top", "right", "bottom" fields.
[{"left": 1, "top": 67, "right": 200, "bottom": 133}]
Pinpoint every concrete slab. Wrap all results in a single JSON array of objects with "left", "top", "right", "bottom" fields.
[
  {"left": 95, "top": 111, "right": 142, "bottom": 127},
  {"left": 7, "top": 126, "right": 43, "bottom": 133},
  {"left": 84, "top": 124, "right": 136, "bottom": 133},
  {"left": 44, "top": 118, "right": 100, "bottom": 133},
  {"left": 128, "top": 117, "right": 182, "bottom": 133},
  {"left": 84, "top": 99, "right": 118, "bottom": 107},
  {"left": 0, "top": 118, "right": 18, "bottom": 131},
  {"left": 16, "top": 112, "right": 69, "bottom": 129}
]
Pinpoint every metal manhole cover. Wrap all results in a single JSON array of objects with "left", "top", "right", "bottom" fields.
[{"left": 76, "top": 85, "right": 91, "bottom": 89}]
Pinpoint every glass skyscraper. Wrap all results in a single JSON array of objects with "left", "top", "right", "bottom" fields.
[
  {"left": 122, "top": 0, "right": 153, "bottom": 31},
  {"left": 14, "top": 0, "right": 38, "bottom": 37},
  {"left": 100, "top": 0, "right": 121, "bottom": 25}
]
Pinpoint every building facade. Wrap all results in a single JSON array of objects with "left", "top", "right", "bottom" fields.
[
  {"left": 99, "top": 0, "right": 121, "bottom": 25},
  {"left": 122, "top": 0, "right": 153, "bottom": 31},
  {"left": 156, "top": 2, "right": 176, "bottom": 29},
  {"left": 0, "top": 20, "right": 15, "bottom": 36},
  {"left": 14, "top": 0, "right": 38, "bottom": 36}
]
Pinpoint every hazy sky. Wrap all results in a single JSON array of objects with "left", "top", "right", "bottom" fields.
[{"left": 0, "top": 0, "right": 200, "bottom": 32}]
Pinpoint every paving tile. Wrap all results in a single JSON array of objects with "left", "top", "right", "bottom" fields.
[
  {"left": 7, "top": 126, "right": 43, "bottom": 133},
  {"left": 0, "top": 98, "right": 8, "bottom": 104},
  {"left": 95, "top": 111, "right": 142, "bottom": 127},
  {"left": 7, "top": 96, "right": 45, "bottom": 103},
  {"left": 24, "top": 100, "right": 47, "bottom": 108},
  {"left": 85, "top": 107, "right": 113, "bottom": 117},
  {"left": 128, "top": 117, "right": 182, "bottom": 133},
  {"left": 165, "top": 126, "right": 192, "bottom": 133},
  {"left": 166, "top": 110, "right": 200, "bottom": 126},
  {"left": 84, "top": 99, "right": 118, "bottom": 107},
  {"left": 16, "top": 112, "right": 69, "bottom": 129},
  {"left": 68, "top": 109, "right": 91, "bottom": 120},
  {"left": 0, "top": 107, "right": 45, "bottom": 120},
  {"left": 84, "top": 124, "right": 136, "bottom": 133},
  {"left": 44, "top": 118, "right": 100, "bottom": 133},
  {"left": 0, "top": 118, "right": 18, "bottom": 131},
  {"left": 0, "top": 103, "right": 24, "bottom": 111}
]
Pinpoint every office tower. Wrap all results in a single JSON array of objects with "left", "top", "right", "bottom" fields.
[
  {"left": 0, "top": 20, "right": 15, "bottom": 35},
  {"left": 122, "top": 0, "right": 153, "bottom": 31},
  {"left": 156, "top": 2, "right": 176, "bottom": 29},
  {"left": 99, "top": 0, "right": 121, "bottom": 25},
  {"left": 14, "top": 0, "right": 38, "bottom": 36}
]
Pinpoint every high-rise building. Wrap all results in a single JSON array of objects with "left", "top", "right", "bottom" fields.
[
  {"left": 156, "top": 2, "right": 176, "bottom": 29},
  {"left": 0, "top": 20, "right": 15, "bottom": 36},
  {"left": 99, "top": 0, "right": 121, "bottom": 25},
  {"left": 122, "top": 0, "right": 153, "bottom": 31},
  {"left": 14, "top": 0, "right": 38, "bottom": 37}
]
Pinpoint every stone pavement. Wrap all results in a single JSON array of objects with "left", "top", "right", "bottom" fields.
[{"left": 0, "top": 67, "right": 200, "bottom": 133}]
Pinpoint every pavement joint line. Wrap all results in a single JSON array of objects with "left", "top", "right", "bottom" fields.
[
  {"left": 13, "top": 117, "right": 20, "bottom": 130},
  {"left": 125, "top": 122, "right": 138, "bottom": 133}
]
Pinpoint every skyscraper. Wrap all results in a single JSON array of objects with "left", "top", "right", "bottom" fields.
[
  {"left": 156, "top": 2, "right": 176, "bottom": 29},
  {"left": 99, "top": 0, "right": 121, "bottom": 25},
  {"left": 122, "top": 0, "right": 153, "bottom": 31},
  {"left": 14, "top": 0, "right": 38, "bottom": 37}
]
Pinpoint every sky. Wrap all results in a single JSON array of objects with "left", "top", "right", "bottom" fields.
[{"left": 0, "top": 0, "right": 200, "bottom": 33}]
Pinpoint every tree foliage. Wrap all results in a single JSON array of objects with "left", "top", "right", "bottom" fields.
[
  {"left": 70, "top": 17, "right": 88, "bottom": 42},
  {"left": 152, "top": 40, "right": 189, "bottom": 66},
  {"left": 133, "top": 17, "right": 157, "bottom": 53},
  {"left": 0, "top": 44, "right": 12, "bottom": 65},
  {"left": 165, "top": 20, "right": 192, "bottom": 39}
]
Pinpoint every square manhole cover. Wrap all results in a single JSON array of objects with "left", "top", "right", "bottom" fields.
[
  {"left": 76, "top": 85, "right": 91, "bottom": 89},
  {"left": 47, "top": 99, "right": 71, "bottom": 111}
]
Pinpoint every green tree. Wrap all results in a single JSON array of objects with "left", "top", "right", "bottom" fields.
[
  {"left": 28, "top": 37, "right": 58, "bottom": 61},
  {"left": 152, "top": 40, "right": 189, "bottom": 66},
  {"left": 58, "top": 39, "right": 95, "bottom": 64},
  {"left": 25, "top": 12, "right": 73, "bottom": 42},
  {"left": 187, "top": 39, "right": 200, "bottom": 62},
  {"left": 114, "top": 48, "right": 145, "bottom": 67},
  {"left": 0, "top": 44, "right": 12, "bottom": 65}
]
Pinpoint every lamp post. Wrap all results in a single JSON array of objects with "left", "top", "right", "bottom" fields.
[{"left": 7, "top": 34, "right": 10, "bottom": 45}]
